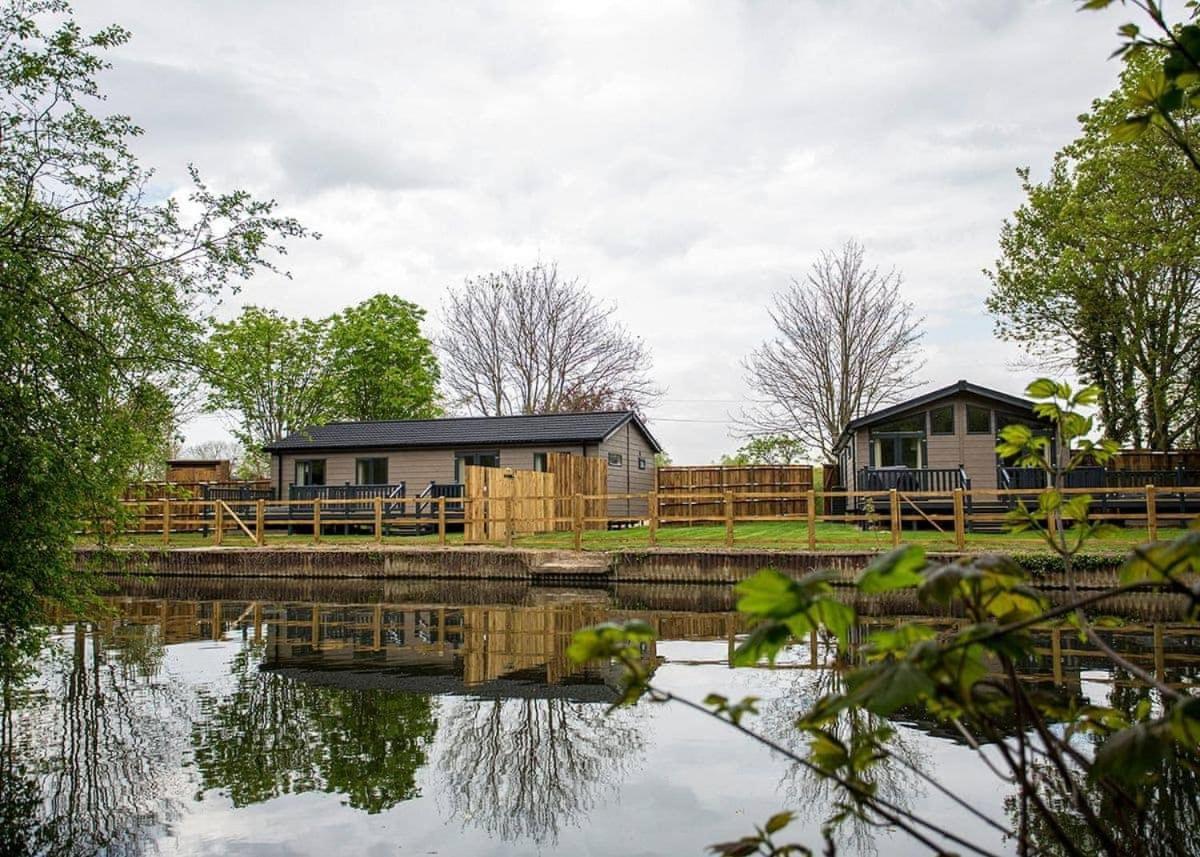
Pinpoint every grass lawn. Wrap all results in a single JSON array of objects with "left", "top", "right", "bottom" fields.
[{"left": 80, "top": 520, "right": 1191, "bottom": 557}]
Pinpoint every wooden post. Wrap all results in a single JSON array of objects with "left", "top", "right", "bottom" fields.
[
  {"left": 373, "top": 603, "right": 383, "bottom": 651},
  {"left": 648, "top": 491, "right": 658, "bottom": 547},
  {"left": 373, "top": 496, "right": 383, "bottom": 542},
  {"left": 161, "top": 500, "right": 171, "bottom": 546},
  {"left": 214, "top": 501, "right": 224, "bottom": 546},
  {"left": 252, "top": 602, "right": 261, "bottom": 643},
  {"left": 311, "top": 603, "right": 320, "bottom": 648},
  {"left": 505, "top": 494, "right": 514, "bottom": 548},
  {"left": 312, "top": 498, "right": 322, "bottom": 545},
  {"left": 806, "top": 489, "right": 816, "bottom": 550},
  {"left": 1051, "top": 628, "right": 1063, "bottom": 684},
  {"left": 953, "top": 488, "right": 966, "bottom": 551},
  {"left": 724, "top": 490, "right": 734, "bottom": 547},
  {"left": 212, "top": 601, "right": 223, "bottom": 641},
  {"left": 438, "top": 496, "right": 447, "bottom": 546},
  {"left": 573, "top": 493, "right": 583, "bottom": 551},
  {"left": 1154, "top": 623, "right": 1165, "bottom": 681},
  {"left": 256, "top": 499, "right": 266, "bottom": 546},
  {"left": 889, "top": 488, "right": 900, "bottom": 547},
  {"left": 1146, "top": 484, "right": 1158, "bottom": 541}
]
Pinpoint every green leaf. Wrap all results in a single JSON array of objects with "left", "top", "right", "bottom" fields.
[
  {"left": 735, "top": 568, "right": 829, "bottom": 618},
  {"left": 764, "top": 811, "right": 794, "bottom": 834},
  {"left": 1025, "top": 378, "right": 1059, "bottom": 399},
  {"left": 1111, "top": 115, "right": 1151, "bottom": 142},
  {"left": 1092, "top": 722, "right": 1170, "bottom": 786},
  {"left": 857, "top": 546, "right": 926, "bottom": 593},
  {"left": 810, "top": 597, "right": 855, "bottom": 647},
  {"left": 732, "top": 622, "right": 794, "bottom": 666}
]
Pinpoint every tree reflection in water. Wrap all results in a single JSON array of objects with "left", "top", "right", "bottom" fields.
[
  {"left": 437, "top": 696, "right": 647, "bottom": 845},
  {"left": 758, "top": 637, "right": 929, "bottom": 857},
  {"left": 190, "top": 646, "right": 438, "bottom": 813},
  {"left": 0, "top": 622, "right": 189, "bottom": 857}
]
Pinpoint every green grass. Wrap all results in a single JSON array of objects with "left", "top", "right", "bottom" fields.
[{"left": 80, "top": 520, "right": 1191, "bottom": 556}]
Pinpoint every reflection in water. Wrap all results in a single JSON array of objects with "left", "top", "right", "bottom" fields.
[
  {"left": 190, "top": 645, "right": 437, "bottom": 813},
  {"left": 1, "top": 580, "right": 1197, "bottom": 856},
  {"left": 438, "top": 697, "right": 646, "bottom": 845},
  {"left": 1, "top": 622, "right": 189, "bottom": 857}
]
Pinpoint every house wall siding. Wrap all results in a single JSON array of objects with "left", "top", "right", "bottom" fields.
[{"left": 598, "top": 421, "right": 657, "bottom": 519}]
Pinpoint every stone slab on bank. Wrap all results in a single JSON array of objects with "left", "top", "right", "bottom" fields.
[{"left": 74, "top": 545, "right": 1125, "bottom": 588}]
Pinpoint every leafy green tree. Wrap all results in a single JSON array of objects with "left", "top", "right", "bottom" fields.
[
  {"left": 0, "top": 0, "right": 305, "bottom": 668},
  {"left": 721, "top": 436, "right": 807, "bottom": 466},
  {"left": 327, "top": 294, "right": 441, "bottom": 421},
  {"left": 986, "top": 56, "right": 1200, "bottom": 449},
  {"left": 202, "top": 307, "right": 336, "bottom": 449}
]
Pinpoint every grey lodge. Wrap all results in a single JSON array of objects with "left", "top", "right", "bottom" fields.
[{"left": 263, "top": 410, "right": 662, "bottom": 507}]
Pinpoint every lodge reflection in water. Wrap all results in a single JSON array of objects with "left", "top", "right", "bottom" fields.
[
  {"left": 91, "top": 592, "right": 1200, "bottom": 699},
  {"left": 10, "top": 588, "right": 1200, "bottom": 856}
]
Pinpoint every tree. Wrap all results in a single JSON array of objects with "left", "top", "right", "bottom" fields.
[
  {"left": 739, "top": 240, "right": 924, "bottom": 461},
  {"left": 0, "top": 0, "right": 305, "bottom": 668},
  {"left": 438, "top": 261, "right": 662, "bottom": 416},
  {"left": 202, "top": 307, "right": 336, "bottom": 449},
  {"left": 326, "top": 294, "right": 441, "bottom": 421},
  {"left": 986, "top": 57, "right": 1200, "bottom": 449},
  {"left": 720, "top": 436, "right": 807, "bottom": 466}
]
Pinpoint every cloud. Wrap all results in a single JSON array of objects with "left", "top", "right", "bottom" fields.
[{"left": 75, "top": 0, "right": 1129, "bottom": 463}]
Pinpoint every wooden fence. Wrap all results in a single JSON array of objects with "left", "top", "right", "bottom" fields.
[
  {"left": 93, "top": 482, "right": 1199, "bottom": 551},
  {"left": 122, "top": 480, "right": 271, "bottom": 532},
  {"left": 1109, "top": 449, "right": 1200, "bottom": 471},
  {"left": 546, "top": 452, "right": 607, "bottom": 531},
  {"left": 656, "top": 465, "right": 814, "bottom": 522},
  {"left": 463, "top": 465, "right": 556, "bottom": 543}
]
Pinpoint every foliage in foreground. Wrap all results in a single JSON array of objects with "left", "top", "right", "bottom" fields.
[
  {"left": 570, "top": 381, "right": 1200, "bottom": 857},
  {"left": 0, "top": 0, "right": 306, "bottom": 670}
]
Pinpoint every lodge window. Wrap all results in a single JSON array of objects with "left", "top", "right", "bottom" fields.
[
  {"left": 608, "top": 452, "right": 623, "bottom": 467},
  {"left": 929, "top": 405, "right": 954, "bottom": 435},
  {"left": 869, "top": 413, "right": 925, "bottom": 469},
  {"left": 355, "top": 457, "right": 388, "bottom": 485},
  {"left": 454, "top": 451, "right": 500, "bottom": 481},
  {"left": 532, "top": 452, "right": 548, "bottom": 472},
  {"left": 966, "top": 405, "right": 992, "bottom": 434},
  {"left": 638, "top": 455, "right": 647, "bottom": 470},
  {"left": 294, "top": 459, "right": 326, "bottom": 486}
]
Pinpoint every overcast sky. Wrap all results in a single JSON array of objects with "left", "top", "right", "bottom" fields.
[{"left": 80, "top": 1, "right": 1127, "bottom": 464}]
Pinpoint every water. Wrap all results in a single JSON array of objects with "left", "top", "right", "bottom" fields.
[{"left": 4, "top": 578, "right": 1197, "bottom": 856}]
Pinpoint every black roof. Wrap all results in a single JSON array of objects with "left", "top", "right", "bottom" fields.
[
  {"left": 834, "top": 380, "right": 1035, "bottom": 452},
  {"left": 264, "top": 410, "right": 662, "bottom": 453}
]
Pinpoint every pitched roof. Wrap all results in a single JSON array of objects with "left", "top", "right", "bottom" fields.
[
  {"left": 263, "top": 410, "right": 662, "bottom": 453},
  {"left": 833, "top": 380, "right": 1035, "bottom": 452}
]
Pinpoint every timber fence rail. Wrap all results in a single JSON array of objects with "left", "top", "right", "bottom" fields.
[{"left": 86, "top": 483, "right": 1200, "bottom": 551}]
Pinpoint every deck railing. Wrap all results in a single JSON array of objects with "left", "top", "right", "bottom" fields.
[
  {"left": 288, "top": 483, "right": 407, "bottom": 502},
  {"left": 856, "top": 467, "right": 966, "bottom": 493},
  {"left": 93, "top": 481, "right": 1200, "bottom": 552}
]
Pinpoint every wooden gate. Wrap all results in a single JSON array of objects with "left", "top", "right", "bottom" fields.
[{"left": 463, "top": 466, "right": 556, "bottom": 543}]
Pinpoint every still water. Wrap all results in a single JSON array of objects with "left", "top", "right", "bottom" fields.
[{"left": 5, "top": 578, "right": 1197, "bottom": 856}]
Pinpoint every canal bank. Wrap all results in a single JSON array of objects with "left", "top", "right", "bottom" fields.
[{"left": 74, "top": 544, "right": 1128, "bottom": 588}]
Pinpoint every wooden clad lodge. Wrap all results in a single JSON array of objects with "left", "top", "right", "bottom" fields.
[
  {"left": 831, "top": 379, "right": 1200, "bottom": 522},
  {"left": 263, "top": 410, "right": 662, "bottom": 522}
]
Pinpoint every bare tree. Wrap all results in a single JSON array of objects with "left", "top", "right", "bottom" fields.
[
  {"left": 438, "top": 262, "right": 662, "bottom": 415},
  {"left": 739, "top": 240, "right": 924, "bottom": 461}
]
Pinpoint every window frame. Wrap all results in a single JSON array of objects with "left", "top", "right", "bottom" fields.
[
  {"left": 294, "top": 458, "right": 327, "bottom": 487},
  {"left": 454, "top": 450, "right": 500, "bottom": 482},
  {"left": 966, "top": 405, "right": 993, "bottom": 435},
  {"left": 532, "top": 452, "right": 548, "bottom": 472},
  {"left": 608, "top": 452, "right": 624, "bottom": 467},
  {"left": 355, "top": 456, "right": 389, "bottom": 485},
  {"left": 637, "top": 455, "right": 647, "bottom": 471},
  {"left": 929, "top": 405, "right": 955, "bottom": 436}
]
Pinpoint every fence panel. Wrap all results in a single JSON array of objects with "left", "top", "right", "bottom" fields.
[{"left": 656, "top": 465, "right": 814, "bottom": 523}]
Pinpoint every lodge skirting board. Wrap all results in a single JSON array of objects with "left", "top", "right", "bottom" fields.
[{"left": 75, "top": 546, "right": 1126, "bottom": 589}]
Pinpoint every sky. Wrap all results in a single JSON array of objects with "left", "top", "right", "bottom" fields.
[{"left": 78, "top": 0, "right": 1129, "bottom": 464}]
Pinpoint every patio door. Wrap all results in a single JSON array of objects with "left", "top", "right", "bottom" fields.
[{"left": 454, "top": 451, "right": 500, "bottom": 482}]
